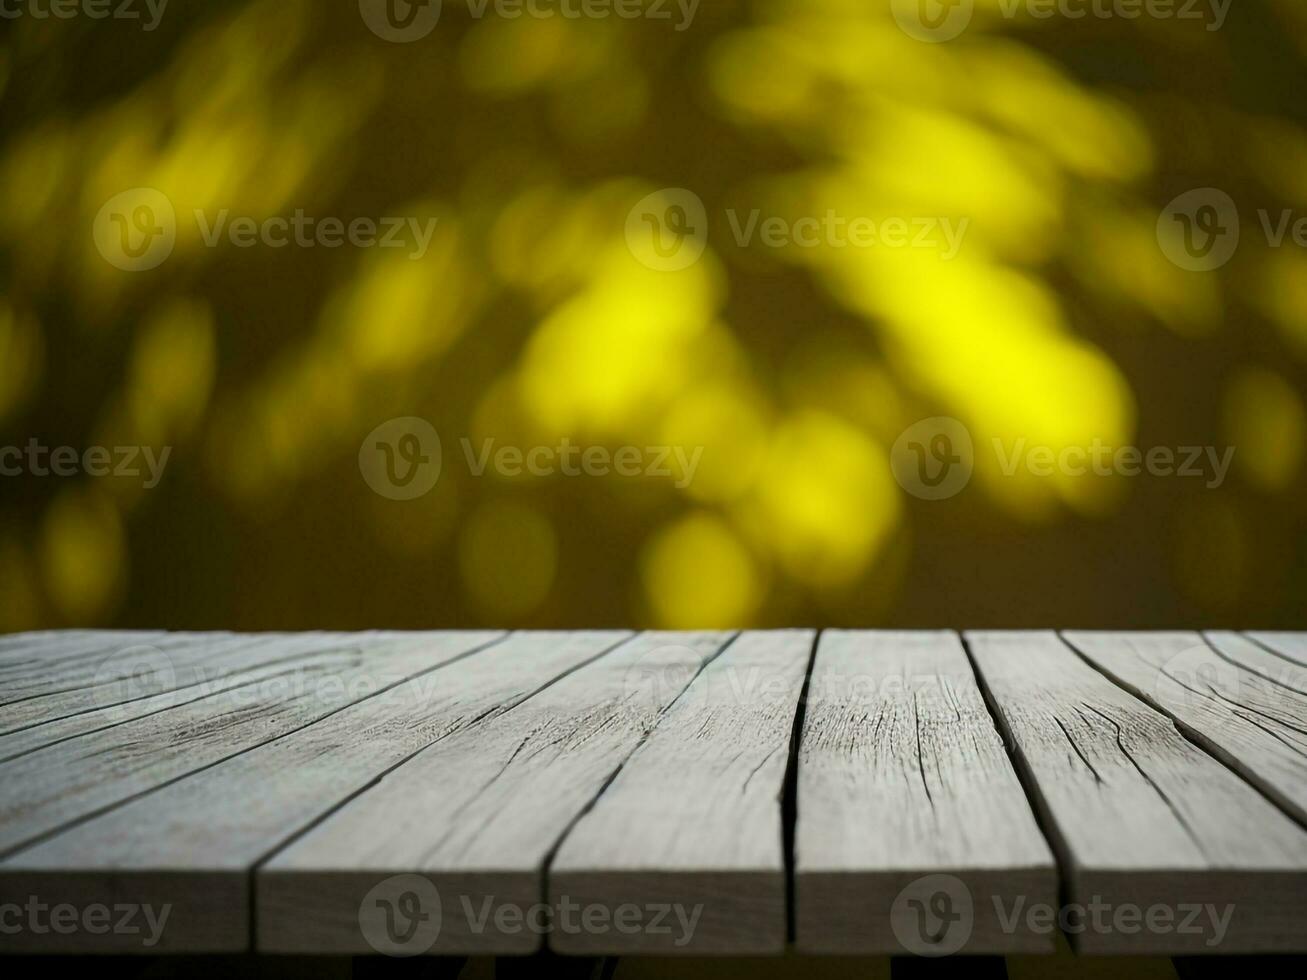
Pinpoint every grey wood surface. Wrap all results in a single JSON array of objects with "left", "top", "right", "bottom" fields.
[
  {"left": 1246, "top": 632, "right": 1307, "bottom": 667},
  {"left": 0, "top": 632, "right": 351, "bottom": 759},
  {"left": 258, "top": 631, "right": 735, "bottom": 956},
  {"left": 0, "top": 632, "right": 501, "bottom": 857},
  {"left": 1063, "top": 630, "right": 1307, "bottom": 826},
  {"left": 966, "top": 630, "right": 1307, "bottom": 954},
  {"left": 0, "top": 631, "right": 625, "bottom": 954},
  {"left": 0, "top": 629, "right": 163, "bottom": 659},
  {"left": 3, "top": 629, "right": 1306, "bottom": 959},
  {"left": 549, "top": 629, "right": 814, "bottom": 955},
  {"left": 1, "top": 630, "right": 250, "bottom": 731},
  {"left": 0, "top": 630, "right": 167, "bottom": 685},
  {"left": 795, "top": 630, "right": 1057, "bottom": 956}
]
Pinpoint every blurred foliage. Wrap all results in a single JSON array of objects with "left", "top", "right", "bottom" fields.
[{"left": 1, "top": 0, "right": 1306, "bottom": 631}]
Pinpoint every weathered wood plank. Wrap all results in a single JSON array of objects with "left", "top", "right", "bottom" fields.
[
  {"left": 794, "top": 630, "right": 1056, "bottom": 956},
  {"left": 0, "top": 631, "right": 625, "bottom": 954},
  {"left": 0, "top": 630, "right": 73, "bottom": 655},
  {"left": 548, "top": 629, "right": 814, "bottom": 956},
  {"left": 1245, "top": 632, "right": 1307, "bottom": 668},
  {"left": 0, "top": 631, "right": 502, "bottom": 858},
  {"left": 1063, "top": 630, "right": 1307, "bottom": 826},
  {"left": 0, "top": 629, "right": 161, "bottom": 654},
  {"left": 258, "top": 631, "right": 735, "bottom": 956},
  {"left": 0, "top": 632, "right": 168, "bottom": 684},
  {"left": 966, "top": 630, "right": 1307, "bottom": 954},
  {"left": 0, "top": 632, "right": 347, "bottom": 753}
]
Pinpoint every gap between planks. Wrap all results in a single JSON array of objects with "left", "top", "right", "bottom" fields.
[
  {"left": 966, "top": 631, "right": 1307, "bottom": 955},
  {"left": 2, "top": 630, "right": 1306, "bottom": 958},
  {"left": 257, "top": 631, "right": 741, "bottom": 955}
]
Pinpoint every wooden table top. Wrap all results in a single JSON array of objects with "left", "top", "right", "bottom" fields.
[{"left": 1, "top": 629, "right": 1304, "bottom": 959}]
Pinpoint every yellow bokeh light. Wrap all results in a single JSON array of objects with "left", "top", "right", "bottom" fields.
[
  {"left": 741, "top": 411, "right": 900, "bottom": 589},
  {"left": 516, "top": 241, "right": 725, "bottom": 437},
  {"left": 127, "top": 298, "right": 217, "bottom": 445},
  {"left": 658, "top": 383, "right": 770, "bottom": 504},
  {"left": 641, "top": 512, "right": 762, "bottom": 629},
  {"left": 1253, "top": 248, "right": 1307, "bottom": 359},
  {"left": 1, "top": 0, "right": 1301, "bottom": 630},
  {"left": 459, "top": 15, "right": 570, "bottom": 96},
  {"left": 38, "top": 489, "right": 126, "bottom": 623},
  {"left": 1222, "top": 367, "right": 1307, "bottom": 493}
]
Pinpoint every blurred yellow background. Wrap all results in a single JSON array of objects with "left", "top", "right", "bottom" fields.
[{"left": 1, "top": 0, "right": 1305, "bottom": 632}]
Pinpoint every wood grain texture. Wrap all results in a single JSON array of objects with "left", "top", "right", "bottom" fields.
[
  {"left": 1245, "top": 632, "right": 1307, "bottom": 668},
  {"left": 0, "top": 630, "right": 166, "bottom": 685},
  {"left": 258, "top": 631, "right": 735, "bottom": 956},
  {"left": 1063, "top": 630, "right": 1307, "bottom": 826},
  {"left": 0, "top": 632, "right": 349, "bottom": 758},
  {"left": 5, "top": 628, "right": 1304, "bottom": 959},
  {"left": 1, "top": 630, "right": 240, "bottom": 729},
  {"left": 966, "top": 630, "right": 1307, "bottom": 955},
  {"left": 794, "top": 630, "right": 1056, "bottom": 956},
  {"left": 0, "top": 631, "right": 624, "bottom": 954},
  {"left": 0, "top": 632, "right": 501, "bottom": 859},
  {"left": 549, "top": 630, "right": 814, "bottom": 956},
  {"left": 0, "top": 629, "right": 162, "bottom": 656}
]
